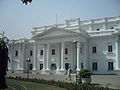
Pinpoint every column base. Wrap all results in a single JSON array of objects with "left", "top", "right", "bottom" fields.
[
  {"left": 41, "top": 69, "right": 51, "bottom": 74},
  {"left": 76, "top": 68, "right": 80, "bottom": 71},
  {"left": 113, "top": 69, "right": 120, "bottom": 74},
  {"left": 41, "top": 69, "right": 47, "bottom": 74},
  {"left": 57, "top": 69, "right": 66, "bottom": 75},
  {"left": 32, "top": 68, "right": 37, "bottom": 74},
  {"left": 32, "top": 68, "right": 37, "bottom": 70},
  {"left": 18, "top": 68, "right": 24, "bottom": 70}
]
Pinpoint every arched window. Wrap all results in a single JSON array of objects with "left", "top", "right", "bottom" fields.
[
  {"left": 92, "top": 62, "right": 98, "bottom": 71},
  {"left": 108, "top": 62, "right": 114, "bottom": 70}
]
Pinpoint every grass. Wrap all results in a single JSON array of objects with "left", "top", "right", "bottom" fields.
[
  {"left": 0, "top": 87, "right": 13, "bottom": 90},
  {"left": 7, "top": 79, "right": 67, "bottom": 90}
]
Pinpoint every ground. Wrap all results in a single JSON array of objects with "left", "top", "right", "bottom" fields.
[
  {"left": 7, "top": 79, "right": 67, "bottom": 90},
  {"left": 7, "top": 72, "right": 120, "bottom": 89}
]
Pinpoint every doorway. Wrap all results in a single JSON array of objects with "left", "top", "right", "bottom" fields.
[{"left": 65, "top": 63, "right": 69, "bottom": 70}]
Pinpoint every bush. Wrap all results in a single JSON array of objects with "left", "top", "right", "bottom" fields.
[{"left": 79, "top": 69, "right": 92, "bottom": 78}]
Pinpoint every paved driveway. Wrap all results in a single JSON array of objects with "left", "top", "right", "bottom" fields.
[
  {"left": 7, "top": 73, "right": 120, "bottom": 89},
  {"left": 91, "top": 75, "right": 120, "bottom": 89}
]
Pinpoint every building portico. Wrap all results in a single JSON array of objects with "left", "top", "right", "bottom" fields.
[{"left": 34, "top": 41, "right": 88, "bottom": 74}]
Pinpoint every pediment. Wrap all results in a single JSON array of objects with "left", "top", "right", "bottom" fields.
[{"left": 34, "top": 27, "right": 76, "bottom": 38}]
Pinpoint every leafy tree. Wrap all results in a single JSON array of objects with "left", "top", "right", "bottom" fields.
[
  {"left": 0, "top": 35, "right": 10, "bottom": 89},
  {"left": 21, "top": 0, "right": 32, "bottom": 5}
]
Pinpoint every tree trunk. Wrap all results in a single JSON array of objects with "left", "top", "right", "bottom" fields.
[{"left": 0, "top": 75, "right": 8, "bottom": 89}]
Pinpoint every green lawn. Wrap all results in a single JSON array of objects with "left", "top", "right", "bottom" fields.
[
  {"left": 0, "top": 87, "right": 13, "bottom": 90},
  {"left": 7, "top": 79, "right": 67, "bottom": 90}
]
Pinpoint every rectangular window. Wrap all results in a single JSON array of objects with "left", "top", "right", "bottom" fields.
[
  {"left": 15, "top": 51, "right": 18, "bottom": 57},
  {"left": 29, "top": 64, "right": 33, "bottom": 70},
  {"left": 30, "top": 50, "right": 33, "bottom": 56},
  {"left": 80, "top": 47, "right": 82, "bottom": 54},
  {"left": 81, "top": 63, "right": 84, "bottom": 69},
  {"left": 40, "top": 50, "right": 43, "bottom": 55},
  {"left": 92, "top": 46, "right": 97, "bottom": 53},
  {"left": 110, "top": 27, "right": 114, "bottom": 29},
  {"left": 108, "top": 62, "right": 114, "bottom": 70},
  {"left": 108, "top": 45, "right": 112, "bottom": 52},
  {"left": 65, "top": 48, "right": 68, "bottom": 54},
  {"left": 92, "top": 62, "right": 97, "bottom": 71},
  {"left": 52, "top": 49, "right": 55, "bottom": 55},
  {"left": 40, "top": 64, "right": 43, "bottom": 70}
]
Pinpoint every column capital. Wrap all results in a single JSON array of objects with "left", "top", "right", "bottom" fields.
[{"left": 77, "top": 41, "right": 81, "bottom": 48}]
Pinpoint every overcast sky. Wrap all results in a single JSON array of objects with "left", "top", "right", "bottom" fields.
[{"left": 0, "top": 0, "right": 120, "bottom": 39}]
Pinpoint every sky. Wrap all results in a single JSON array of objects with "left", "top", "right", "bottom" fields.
[{"left": 0, "top": 0, "right": 120, "bottom": 39}]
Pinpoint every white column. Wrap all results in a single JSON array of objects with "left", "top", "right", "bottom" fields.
[
  {"left": 104, "top": 18, "right": 107, "bottom": 29},
  {"left": 77, "top": 41, "right": 81, "bottom": 71},
  {"left": 11, "top": 45, "right": 15, "bottom": 72},
  {"left": 43, "top": 45, "right": 46, "bottom": 70},
  {"left": 33, "top": 44, "right": 37, "bottom": 70},
  {"left": 61, "top": 42, "right": 65, "bottom": 70},
  {"left": 116, "top": 40, "right": 119, "bottom": 70},
  {"left": 117, "top": 16, "right": 120, "bottom": 27},
  {"left": 8, "top": 45, "right": 12, "bottom": 70},
  {"left": 83, "top": 43, "right": 88, "bottom": 69},
  {"left": 22, "top": 44, "right": 25, "bottom": 70},
  {"left": 73, "top": 42, "right": 77, "bottom": 70},
  {"left": 90, "top": 20, "right": 93, "bottom": 31},
  {"left": 46, "top": 43, "right": 50, "bottom": 70},
  {"left": 19, "top": 44, "right": 24, "bottom": 70},
  {"left": 57, "top": 44, "right": 61, "bottom": 70},
  {"left": 18, "top": 45, "right": 21, "bottom": 70}
]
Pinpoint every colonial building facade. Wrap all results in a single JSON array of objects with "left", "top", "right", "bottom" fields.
[{"left": 8, "top": 15, "right": 120, "bottom": 74}]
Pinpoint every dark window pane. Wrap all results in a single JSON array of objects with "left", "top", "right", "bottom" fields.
[
  {"left": 108, "top": 45, "right": 112, "bottom": 52},
  {"left": 96, "top": 28, "right": 100, "bottom": 31},
  {"left": 92, "top": 46, "right": 97, "bottom": 53},
  {"left": 65, "top": 48, "right": 68, "bottom": 54},
  {"left": 30, "top": 50, "right": 33, "bottom": 56},
  {"left": 29, "top": 64, "right": 33, "bottom": 70},
  {"left": 81, "top": 63, "right": 84, "bottom": 69},
  {"left": 108, "top": 62, "right": 114, "bottom": 70},
  {"left": 15, "top": 51, "right": 18, "bottom": 57},
  {"left": 40, "top": 64, "right": 43, "bottom": 70},
  {"left": 40, "top": 50, "right": 43, "bottom": 55},
  {"left": 110, "top": 27, "right": 114, "bottom": 29},
  {"left": 52, "top": 49, "right": 55, "bottom": 55},
  {"left": 92, "top": 62, "right": 97, "bottom": 71}
]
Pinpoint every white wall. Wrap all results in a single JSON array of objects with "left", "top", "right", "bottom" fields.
[{"left": 89, "top": 36, "right": 117, "bottom": 74}]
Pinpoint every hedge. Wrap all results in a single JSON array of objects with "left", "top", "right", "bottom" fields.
[{"left": 7, "top": 76, "right": 119, "bottom": 90}]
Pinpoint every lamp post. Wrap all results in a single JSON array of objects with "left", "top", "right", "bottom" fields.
[{"left": 26, "top": 58, "right": 31, "bottom": 79}]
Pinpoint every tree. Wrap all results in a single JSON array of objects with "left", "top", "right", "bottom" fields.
[
  {"left": 21, "top": 0, "right": 32, "bottom": 5},
  {"left": 0, "top": 35, "right": 10, "bottom": 89}
]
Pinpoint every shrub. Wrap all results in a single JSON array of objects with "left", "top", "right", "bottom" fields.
[{"left": 79, "top": 69, "right": 92, "bottom": 78}]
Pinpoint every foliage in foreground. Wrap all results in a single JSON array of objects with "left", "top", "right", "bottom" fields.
[
  {"left": 7, "top": 76, "right": 119, "bottom": 90},
  {"left": 8, "top": 79, "right": 66, "bottom": 90},
  {"left": 0, "top": 37, "right": 9, "bottom": 89}
]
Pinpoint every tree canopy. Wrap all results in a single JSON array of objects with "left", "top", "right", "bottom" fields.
[{"left": 21, "top": 0, "right": 32, "bottom": 5}]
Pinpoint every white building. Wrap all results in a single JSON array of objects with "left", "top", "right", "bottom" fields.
[{"left": 8, "top": 15, "right": 120, "bottom": 74}]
